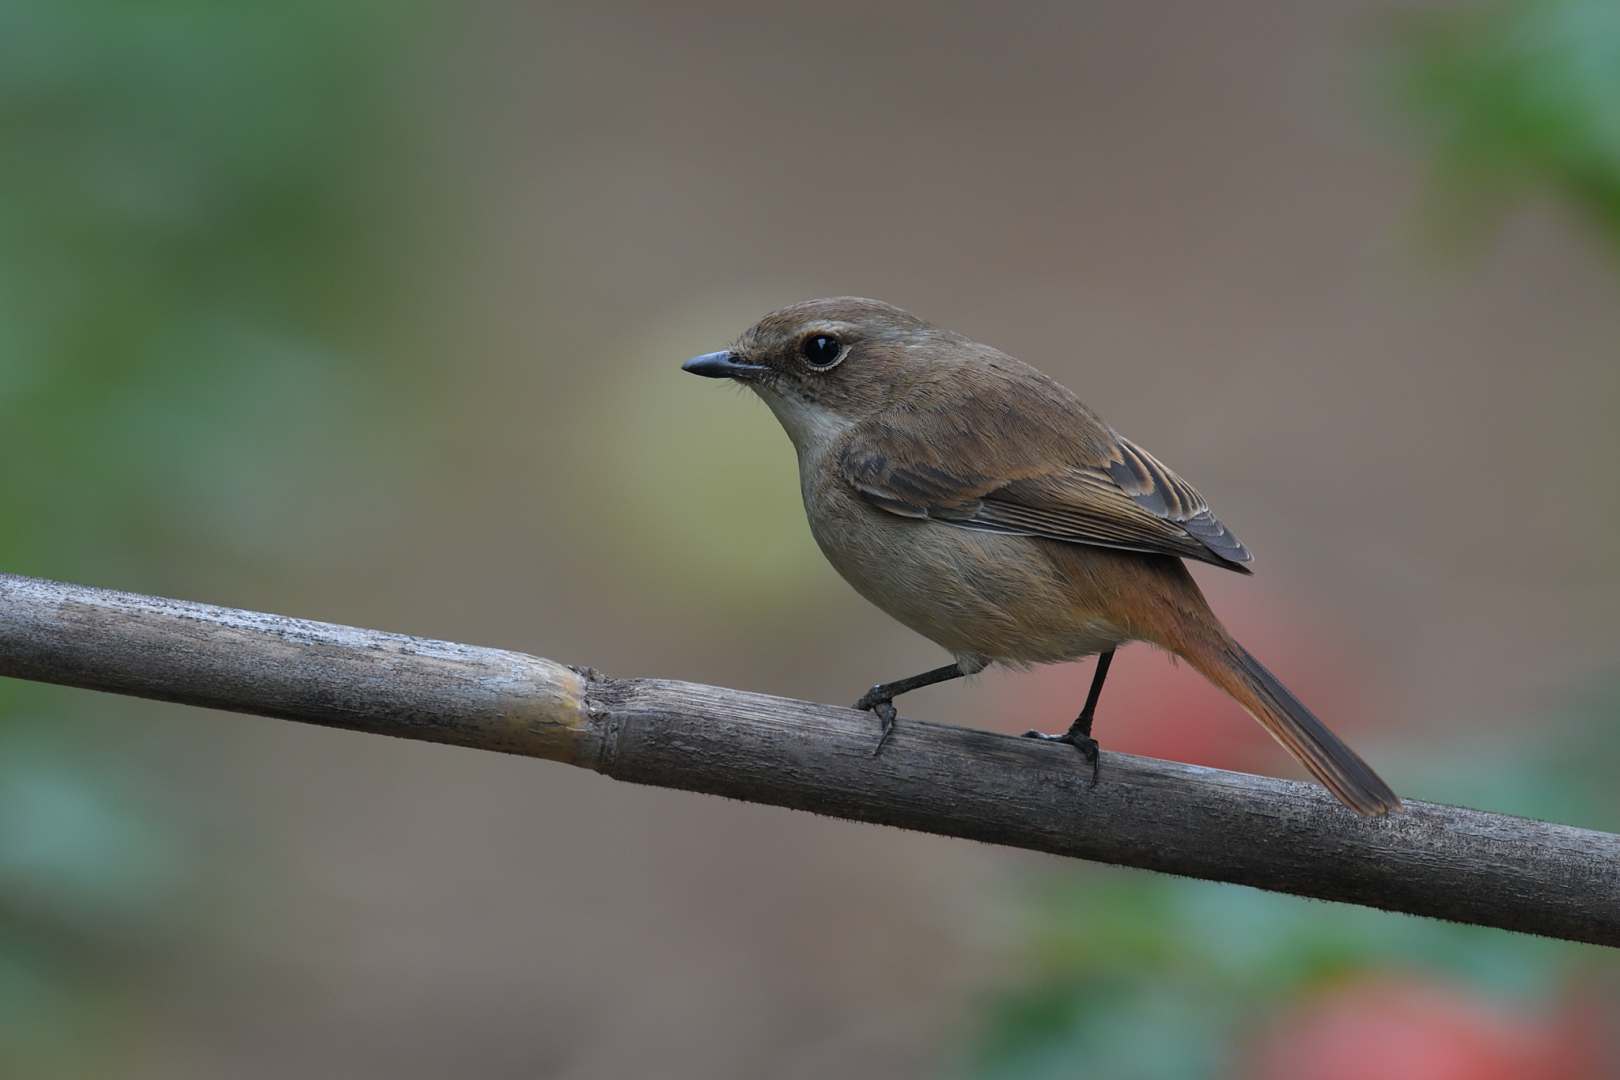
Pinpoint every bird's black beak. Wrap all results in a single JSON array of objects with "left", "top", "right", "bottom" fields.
[{"left": 681, "top": 350, "right": 766, "bottom": 381}]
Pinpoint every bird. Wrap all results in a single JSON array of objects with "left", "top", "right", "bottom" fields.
[{"left": 681, "top": 297, "right": 1399, "bottom": 816}]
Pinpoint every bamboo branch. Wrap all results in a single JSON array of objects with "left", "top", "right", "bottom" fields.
[{"left": 1, "top": 572, "right": 1615, "bottom": 946}]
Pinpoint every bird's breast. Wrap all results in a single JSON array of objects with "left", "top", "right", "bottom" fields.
[{"left": 800, "top": 475, "right": 1129, "bottom": 666}]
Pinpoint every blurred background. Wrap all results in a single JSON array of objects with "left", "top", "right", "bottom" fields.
[{"left": 2, "top": 1, "right": 1617, "bottom": 1076}]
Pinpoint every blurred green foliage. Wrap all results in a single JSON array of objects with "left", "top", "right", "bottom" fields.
[
  {"left": 1389, "top": 0, "right": 1620, "bottom": 257},
  {"left": 1, "top": 4, "right": 429, "bottom": 1073},
  {"left": 0, "top": 2, "right": 429, "bottom": 575},
  {"left": 964, "top": 696, "right": 1620, "bottom": 1080}
]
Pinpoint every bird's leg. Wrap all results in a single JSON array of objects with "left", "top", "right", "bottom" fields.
[
  {"left": 1024, "top": 649, "right": 1115, "bottom": 785},
  {"left": 854, "top": 663, "right": 966, "bottom": 757}
]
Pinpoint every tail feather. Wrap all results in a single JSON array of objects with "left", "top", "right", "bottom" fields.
[{"left": 1181, "top": 637, "right": 1401, "bottom": 816}]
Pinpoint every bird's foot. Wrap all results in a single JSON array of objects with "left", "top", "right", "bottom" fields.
[
  {"left": 854, "top": 687, "right": 899, "bottom": 757},
  {"left": 1022, "top": 725, "right": 1101, "bottom": 786}
]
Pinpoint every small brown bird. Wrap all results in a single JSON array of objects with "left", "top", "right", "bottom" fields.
[{"left": 682, "top": 297, "right": 1399, "bottom": 816}]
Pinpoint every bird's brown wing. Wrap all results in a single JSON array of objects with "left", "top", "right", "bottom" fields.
[{"left": 836, "top": 373, "right": 1254, "bottom": 572}]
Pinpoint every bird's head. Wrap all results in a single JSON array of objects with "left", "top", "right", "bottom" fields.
[{"left": 682, "top": 296, "right": 964, "bottom": 453}]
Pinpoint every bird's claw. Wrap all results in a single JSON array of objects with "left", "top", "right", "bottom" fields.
[
  {"left": 855, "top": 688, "right": 898, "bottom": 757},
  {"left": 1022, "top": 728, "right": 1101, "bottom": 786}
]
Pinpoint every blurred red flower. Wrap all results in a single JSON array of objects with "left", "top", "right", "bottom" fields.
[{"left": 1246, "top": 976, "right": 1602, "bottom": 1080}]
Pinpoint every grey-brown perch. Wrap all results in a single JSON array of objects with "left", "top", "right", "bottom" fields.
[{"left": 1, "top": 572, "right": 1616, "bottom": 946}]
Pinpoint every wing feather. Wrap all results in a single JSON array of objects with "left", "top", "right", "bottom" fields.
[{"left": 837, "top": 370, "right": 1254, "bottom": 572}]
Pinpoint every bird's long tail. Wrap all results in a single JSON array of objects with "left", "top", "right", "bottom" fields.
[{"left": 1178, "top": 634, "right": 1400, "bottom": 816}]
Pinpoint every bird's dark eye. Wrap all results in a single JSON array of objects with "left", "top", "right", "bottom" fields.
[{"left": 800, "top": 333, "right": 844, "bottom": 369}]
